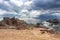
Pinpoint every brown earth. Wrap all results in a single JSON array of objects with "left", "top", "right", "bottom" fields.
[{"left": 0, "top": 28, "right": 60, "bottom": 40}]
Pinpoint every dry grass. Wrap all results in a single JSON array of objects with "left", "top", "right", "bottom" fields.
[{"left": 0, "top": 28, "right": 60, "bottom": 40}]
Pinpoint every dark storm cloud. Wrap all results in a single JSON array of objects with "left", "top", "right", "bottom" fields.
[
  {"left": 32, "top": 0, "right": 60, "bottom": 10},
  {"left": 34, "top": 13, "right": 57, "bottom": 21}
]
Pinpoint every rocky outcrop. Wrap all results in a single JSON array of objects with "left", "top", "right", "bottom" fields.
[
  {"left": 2, "top": 17, "right": 12, "bottom": 26},
  {"left": 0, "top": 17, "right": 27, "bottom": 29}
]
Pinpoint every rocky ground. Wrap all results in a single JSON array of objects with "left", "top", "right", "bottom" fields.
[{"left": 0, "top": 28, "right": 60, "bottom": 40}]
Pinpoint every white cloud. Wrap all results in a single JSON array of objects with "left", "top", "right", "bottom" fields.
[
  {"left": 20, "top": 13, "right": 28, "bottom": 18},
  {"left": 0, "top": 0, "right": 4, "bottom": 3},
  {"left": 10, "top": 0, "right": 23, "bottom": 7},
  {"left": 51, "top": 13, "right": 60, "bottom": 16},
  {"left": 20, "top": 9, "right": 43, "bottom": 18},
  {"left": 0, "top": 9, "right": 17, "bottom": 15},
  {"left": 4, "top": 1, "right": 10, "bottom": 6},
  {"left": 21, "top": 9, "right": 29, "bottom": 13},
  {"left": 19, "top": 18, "right": 40, "bottom": 24},
  {"left": 7, "top": 11, "right": 17, "bottom": 14},
  {"left": 0, "top": 9, "right": 7, "bottom": 15},
  {"left": 10, "top": 0, "right": 33, "bottom": 7},
  {"left": 24, "top": 1, "right": 32, "bottom": 6},
  {"left": 18, "top": 9, "right": 29, "bottom": 18},
  {"left": 30, "top": 10, "right": 42, "bottom": 17}
]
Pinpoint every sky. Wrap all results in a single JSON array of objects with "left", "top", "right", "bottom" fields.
[{"left": 0, "top": 0, "right": 60, "bottom": 24}]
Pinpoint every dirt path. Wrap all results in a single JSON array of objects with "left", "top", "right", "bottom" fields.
[{"left": 0, "top": 29, "right": 60, "bottom": 40}]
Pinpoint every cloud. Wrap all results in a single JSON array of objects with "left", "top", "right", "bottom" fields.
[
  {"left": 32, "top": 0, "right": 60, "bottom": 10},
  {"left": 35, "top": 13, "right": 57, "bottom": 21},
  {"left": 0, "top": 9, "right": 18, "bottom": 18},
  {"left": 24, "top": 0, "right": 32, "bottom": 6},
  {"left": 0, "top": 9, "right": 7, "bottom": 15},
  {"left": 19, "top": 9, "right": 42, "bottom": 18},
  {"left": 30, "top": 10, "right": 42, "bottom": 17},
  {"left": 10, "top": 0, "right": 23, "bottom": 7},
  {"left": 19, "top": 18, "right": 41, "bottom": 24},
  {"left": 20, "top": 9, "right": 29, "bottom": 13},
  {"left": 0, "top": 0, "right": 60, "bottom": 24}
]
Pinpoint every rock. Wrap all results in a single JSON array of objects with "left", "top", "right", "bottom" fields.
[
  {"left": 0, "top": 17, "right": 27, "bottom": 29},
  {"left": 3, "top": 17, "right": 12, "bottom": 26},
  {"left": 40, "top": 29, "right": 55, "bottom": 34}
]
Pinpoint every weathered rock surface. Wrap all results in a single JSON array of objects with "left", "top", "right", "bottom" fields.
[{"left": 0, "top": 17, "right": 27, "bottom": 29}]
